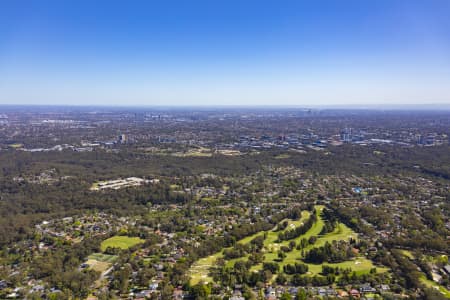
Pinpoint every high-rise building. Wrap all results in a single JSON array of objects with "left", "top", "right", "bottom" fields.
[
  {"left": 118, "top": 134, "right": 128, "bottom": 144},
  {"left": 340, "top": 128, "right": 352, "bottom": 143}
]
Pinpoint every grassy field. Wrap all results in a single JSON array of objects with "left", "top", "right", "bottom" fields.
[
  {"left": 275, "top": 154, "right": 291, "bottom": 159},
  {"left": 189, "top": 205, "right": 388, "bottom": 284},
  {"left": 216, "top": 150, "right": 242, "bottom": 156},
  {"left": 250, "top": 212, "right": 385, "bottom": 276},
  {"left": 189, "top": 255, "right": 217, "bottom": 284},
  {"left": 172, "top": 151, "right": 213, "bottom": 157},
  {"left": 398, "top": 250, "right": 450, "bottom": 298},
  {"left": 90, "top": 182, "right": 100, "bottom": 190},
  {"left": 190, "top": 208, "right": 315, "bottom": 284},
  {"left": 399, "top": 249, "right": 415, "bottom": 260},
  {"left": 88, "top": 253, "right": 118, "bottom": 263},
  {"left": 170, "top": 184, "right": 181, "bottom": 190},
  {"left": 306, "top": 257, "right": 386, "bottom": 276},
  {"left": 188, "top": 213, "right": 312, "bottom": 285},
  {"left": 420, "top": 275, "right": 450, "bottom": 298},
  {"left": 8, "top": 143, "right": 23, "bottom": 148},
  {"left": 101, "top": 236, "right": 144, "bottom": 252},
  {"left": 224, "top": 211, "right": 314, "bottom": 269},
  {"left": 85, "top": 259, "right": 111, "bottom": 273},
  {"left": 266, "top": 222, "right": 358, "bottom": 268},
  {"left": 172, "top": 147, "right": 213, "bottom": 157}
]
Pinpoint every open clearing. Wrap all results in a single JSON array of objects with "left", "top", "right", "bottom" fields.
[
  {"left": 189, "top": 205, "right": 388, "bottom": 284},
  {"left": 275, "top": 154, "right": 291, "bottom": 159},
  {"left": 189, "top": 255, "right": 216, "bottom": 285},
  {"left": 85, "top": 259, "right": 111, "bottom": 273},
  {"left": 90, "top": 177, "right": 152, "bottom": 191},
  {"left": 420, "top": 275, "right": 450, "bottom": 298},
  {"left": 101, "top": 236, "right": 144, "bottom": 251},
  {"left": 171, "top": 147, "right": 213, "bottom": 157},
  {"left": 88, "top": 252, "right": 118, "bottom": 263},
  {"left": 399, "top": 249, "right": 415, "bottom": 260}
]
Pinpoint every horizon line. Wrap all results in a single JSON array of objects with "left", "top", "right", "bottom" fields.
[{"left": 1, "top": 103, "right": 450, "bottom": 111}]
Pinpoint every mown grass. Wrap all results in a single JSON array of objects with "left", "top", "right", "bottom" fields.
[
  {"left": 101, "top": 236, "right": 144, "bottom": 252},
  {"left": 250, "top": 210, "right": 386, "bottom": 276},
  {"left": 8, "top": 143, "right": 23, "bottom": 148},
  {"left": 399, "top": 249, "right": 415, "bottom": 260},
  {"left": 420, "top": 275, "right": 450, "bottom": 298},
  {"left": 275, "top": 154, "right": 291, "bottom": 159},
  {"left": 88, "top": 252, "right": 118, "bottom": 263},
  {"left": 189, "top": 209, "right": 312, "bottom": 284},
  {"left": 85, "top": 259, "right": 111, "bottom": 273},
  {"left": 189, "top": 255, "right": 217, "bottom": 284},
  {"left": 189, "top": 205, "right": 388, "bottom": 284}
]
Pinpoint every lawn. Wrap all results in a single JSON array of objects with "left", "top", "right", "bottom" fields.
[
  {"left": 275, "top": 154, "right": 291, "bottom": 159},
  {"left": 306, "top": 258, "right": 388, "bottom": 276},
  {"left": 399, "top": 249, "right": 415, "bottom": 260},
  {"left": 170, "top": 184, "right": 181, "bottom": 190},
  {"left": 189, "top": 255, "right": 218, "bottom": 285},
  {"left": 101, "top": 236, "right": 144, "bottom": 251},
  {"left": 242, "top": 210, "right": 312, "bottom": 247},
  {"left": 172, "top": 151, "right": 213, "bottom": 157},
  {"left": 85, "top": 259, "right": 111, "bottom": 273},
  {"left": 420, "top": 275, "right": 450, "bottom": 298},
  {"left": 8, "top": 143, "right": 23, "bottom": 148},
  {"left": 90, "top": 182, "right": 100, "bottom": 190},
  {"left": 270, "top": 222, "right": 357, "bottom": 268},
  {"left": 310, "top": 222, "right": 357, "bottom": 249},
  {"left": 172, "top": 147, "right": 213, "bottom": 157},
  {"left": 399, "top": 250, "right": 450, "bottom": 298},
  {"left": 88, "top": 252, "right": 118, "bottom": 263}
]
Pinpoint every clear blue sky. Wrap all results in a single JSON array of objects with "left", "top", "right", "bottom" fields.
[{"left": 1, "top": 0, "right": 450, "bottom": 106}]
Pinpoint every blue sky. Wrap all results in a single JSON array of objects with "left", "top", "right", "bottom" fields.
[{"left": 1, "top": 0, "right": 450, "bottom": 106}]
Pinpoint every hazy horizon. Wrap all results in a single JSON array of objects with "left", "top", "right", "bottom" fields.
[
  {"left": 1, "top": 103, "right": 450, "bottom": 111},
  {"left": 2, "top": 0, "right": 450, "bottom": 106}
]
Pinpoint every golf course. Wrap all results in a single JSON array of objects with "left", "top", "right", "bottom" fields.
[{"left": 189, "top": 205, "right": 388, "bottom": 284}]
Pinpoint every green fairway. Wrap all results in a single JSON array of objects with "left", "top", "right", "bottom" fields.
[
  {"left": 249, "top": 257, "right": 387, "bottom": 277},
  {"left": 189, "top": 209, "right": 313, "bottom": 284},
  {"left": 189, "top": 254, "right": 217, "bottom": 285},
  {"left": 420, "top": 275, "right": 450, "bottom": 298},
  {"left": 8, "top": 143, "right": 23, "bottom": 148},
  {"left": 399, "top": 249, "right": 415, "bottom": 260},
  {"left": 189, "top": 205, "right": 387, "bottom": 284},
  {"left": 240, "top": 210, "right": 312, "bottom": 246},
  {"left": 250, "top": 212, "right": 384, "bottom": 276},
  {"left": 101, "top": 236, "right": 144, "bottom": 251},
  {"left": 268, "top": 221, "right": 357, "bottom": 266},
  {"left": 189, "top": 211, "right": 311, "bottom": 284},
  {"left": 306, "top": 222, "right": 357, "bottom": 250},
  {"left": 398, "top": 250, "right": 449, "bottom": 298},
  {"left": 306, "top": 258, "right": 388, "bottom": 275}
]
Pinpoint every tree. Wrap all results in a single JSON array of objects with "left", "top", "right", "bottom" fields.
[
  {"left": 160, "top": 281, "right": 175, "bottom": 300},
  {"left": 280, "top": 292, "right": 292, "bottom": 300},
  {"left": 276, "top": 273, "right": 287, "bottom": 285},
  {"left": 423, "top": 287, "right": 447, "bottom": 300},
  {"left": 296, "top": 288, "right": 307, "bottom": 300},
  {"left": 263, "top": 270, "right": 273, "bottom": 282},
  {"left": 191, "top": 283, "right": 211, "bottom": 300},
  {"left": 263, "top": 262, "right": 279, "bottom": 274},
  {"left": 243, "top": 285, "right": 256, "bottom": 300}
]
